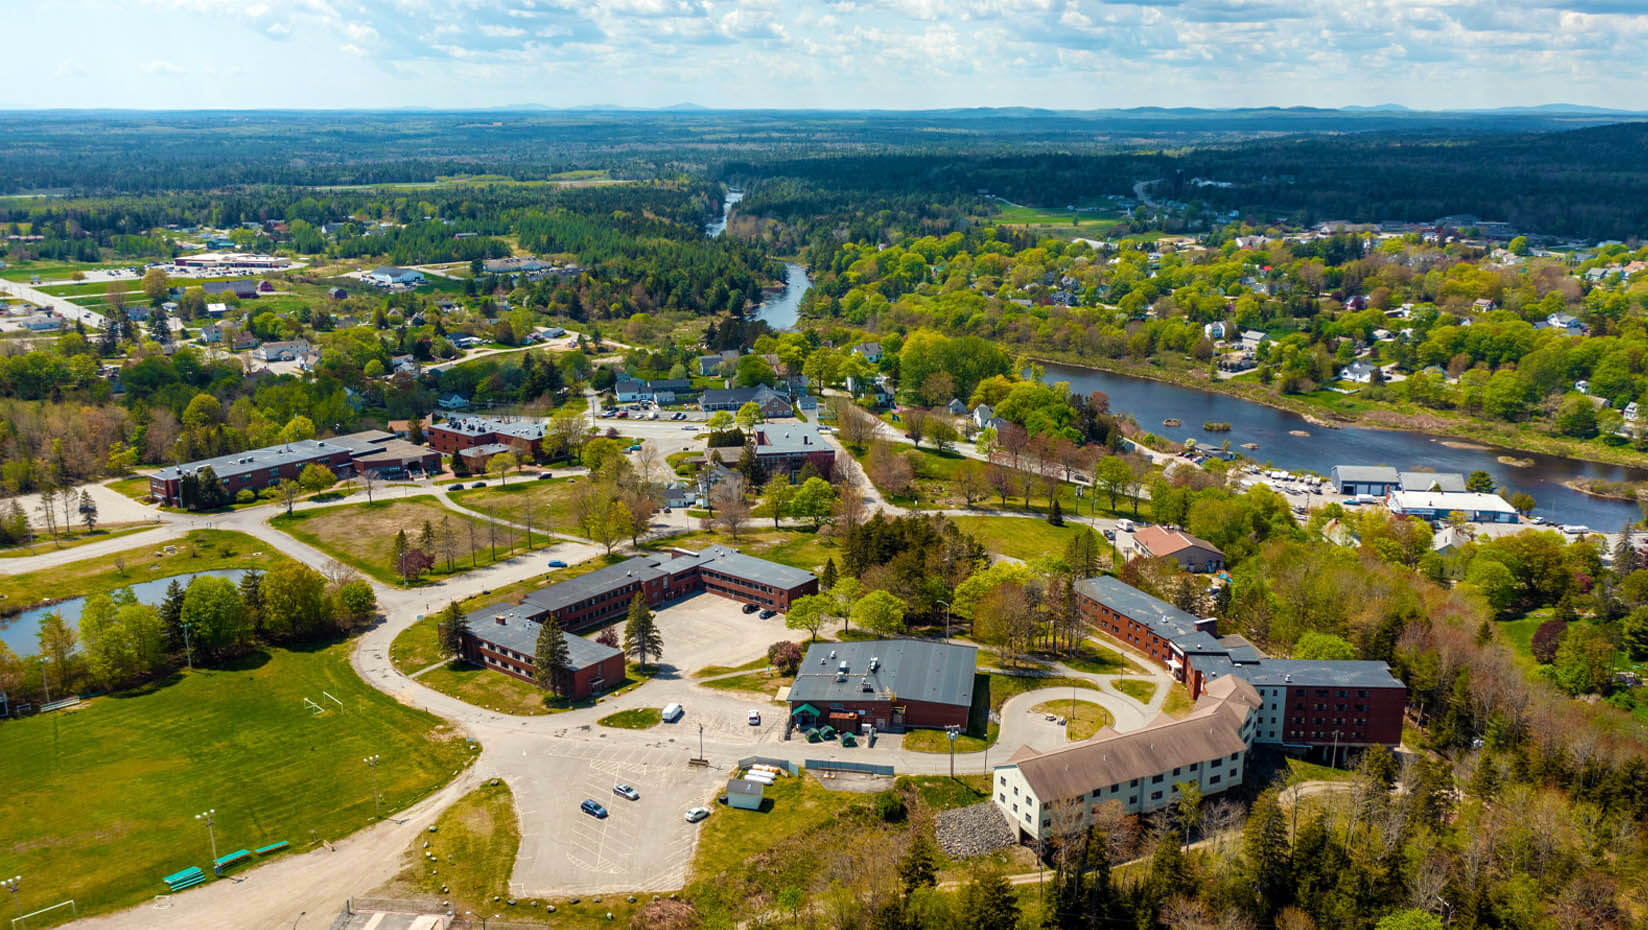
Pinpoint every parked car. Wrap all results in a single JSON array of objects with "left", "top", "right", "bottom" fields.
[
  {"left": 615, "top": 411, "right": 628, "bottom": 419},
  {"left": 1102, "top": 529, "right": 1116, "bottom": 541},
  {"left": 537, "top": 471, "right": 554, "bottom": 480},
  {"left": 613, "top": 783, "right": 640, "bottom": 801},
  {"left": 471, "top": 481, "right": 487, "bottom": 488},
  {"left": 663, "top": 506, "right": 672, "bottom": 514},
  {"left": 662, "top": 702, "right": 685, "bottom": 722},
  {"left": 759, "top": 608, "right": 777, "bottom": 619},
  {"left": 685, "top": 807, "right": 710, "bottom": 823},
  {"left": 580, "top": 800, "right": 608, "bottom": 818},
  {"left": 547, "top": 559, "right": 567, "bottom": 568},
  {"left": 747, "top": 709, "right": 761, "bottom": 726},
  {"left": 682, "top": 425, "right": 698, "bottom": 431},
  {"left": 742, "top": 603, "right": 760, "bottom": 614}
]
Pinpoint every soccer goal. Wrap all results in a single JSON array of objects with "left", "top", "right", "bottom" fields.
[{"left": 13, "top": 898, "right": 76, "bottom": 929}]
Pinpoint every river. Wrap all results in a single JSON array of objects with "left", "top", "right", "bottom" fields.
[
  {"left": 1039, "top": 361, "right": 1648, "bottom": 528},
  {"left": 706, "top": 188, "right": 809, "bottom": 332},
  {"left": 0, "top": 568, "right": 250, "bottom": 655}
]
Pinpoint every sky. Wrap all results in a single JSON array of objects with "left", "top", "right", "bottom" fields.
[{"left": 8, "top": 0, "right": 1648, "bottom": 110}]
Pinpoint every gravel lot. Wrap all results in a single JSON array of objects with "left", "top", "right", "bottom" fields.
[{"left": 936, "top": 801, "right": 1017, "bottom": 859}]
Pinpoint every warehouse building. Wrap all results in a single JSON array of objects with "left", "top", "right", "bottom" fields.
[{"left": 787, "top": 640, "right": 977, "bottom": 733}]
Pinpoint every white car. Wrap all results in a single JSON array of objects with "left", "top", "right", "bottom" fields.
[
  {"left": 685, "top": 807, "right": 710, "bottom": 823},
  {"left": 747, "top": 709, "right": 761, "bottom": 726}
]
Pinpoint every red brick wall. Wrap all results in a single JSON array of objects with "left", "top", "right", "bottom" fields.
[{"left": 1281, "top": 684, "right": 1405, "bottom": 747}]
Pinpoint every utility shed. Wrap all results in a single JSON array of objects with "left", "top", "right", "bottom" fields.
[{"left": 727, "top": 778, "right": 764, "bottom": 811}]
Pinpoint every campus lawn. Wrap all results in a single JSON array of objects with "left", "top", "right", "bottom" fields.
[
  {"left": 0, "top": 521, "right": 157, "bottom": 558},
  {"left": 446, "top": 477, "right": 581, "bottom": 535},
  {"left": 1113, "top": 678, "right": 1158, "bottom": 704},
  {"left": 688, "top": 772, "right": 835, "bottom": 882},
  {"left": 1160, "top": 686, "right": 1195, "bottom": 718},
  {"left": 270, "top": 495, "right": 546, "bottom": 586},
  {"left": 0, "top": 644, "right": 471, "bottom": 920},
  {"left": 1042, "top": 639, "right": 1139, "bottom": 675},
  {"left": 411, "top": 654, "right": 656, "bottom": 717},
  {"left": 902, "top": 722, "right": 1001, "bottom": 753},
  {"left": 389, "top": 612, "right": 447, "bottom": 675},
  {"left": 985, "top": 672, "right": 1103, "bottom": 711},
  {"left": 0, "top": 529, "right": 295, "bottom": 608},
  {"left": 376, "top": 780, "right": 528, "bottom": 920},
  {"left": 641, "top": 526, "right": 839, "bottom": 574},
  {"left": 106, "top": 475, "right": 154, "bottom": 501},
  {"left": 950, "top": 516, "right": 1090, "bottom": 563},
  {"left": 693, "top": 655, "right": 770, "bottom": 679},
  {"left": 699, "top": 668, "right": 791, "bottom": 700},
  {"left": 1031, "top": 699, "right": 1113, "bottom": 740}
]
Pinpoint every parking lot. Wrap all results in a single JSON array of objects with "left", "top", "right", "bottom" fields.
[
  {"left": 651, "top": 592, "right": 787, "bottom": 676},
  {"left": 504, "top": 738, "right": 727, "bottom": 896}
]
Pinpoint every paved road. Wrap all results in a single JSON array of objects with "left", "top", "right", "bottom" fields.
[{"left": 0, "top": 277, "right": 106, "bottom": 327}]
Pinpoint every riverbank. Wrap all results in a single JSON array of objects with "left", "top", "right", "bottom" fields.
[
  {"left": 1566, "top": 477, "right": 1648, "bottom": 503},
  {"left": 1031, "top": 353, "right": 1648, "bottom": 471}
]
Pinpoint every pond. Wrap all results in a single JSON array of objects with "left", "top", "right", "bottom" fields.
[
  {"left": 1040, "top": 361, "right": 1648, "bottom": 528},
  {"left": 0, "top": 568, "right": 251, "bottom": 656}
]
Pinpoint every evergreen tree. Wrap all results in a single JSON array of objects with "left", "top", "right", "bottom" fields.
[
  {"left": 438, "top": 602, "right": 467, "bottom": 657},
  {"left": 957, "top": 869, "right": 1020, "bottom": 930},
  {"left": 1048, "top": 497, "right": 1064, "bottom": 526},
  {"left": 420, "top": 519, "right": 437, "bottom": 555},
  {"left": 1082, "top": 824, "right": 1121, "bottom": 925},
  {"left": 622, "top": 593, "right": 663, "bottom": 669},
  {"left": 1616, "top": 521, "right": 1639, "bottom": 575},
  {"left": 1240, "top": 789, "right": 1292, "bottom": 918},
  {"left": 238, "top": 568, "right": 264, "bottom": 633},
  {"left": 1043, "top": 846, "right": 1086, "bottom": 930},
  {"left": 1062, "top": 527, "right": 1101, "bottom": 578},
  {"left": 820, "top": 557, "right": 838, "bottom": 591},
  {"left": 534, "top": 615, "right": 571, "bottom": 696},
  {"left": 158, "top": 578, "right": 187, "bottom": 650},
  {"left": 896, "top": 835, "right": 938, "bottom": 897},
  {"left": 149, "top": 305, "right": 171, "bottom": 344},
  {"left": 1469, "top": 755, "right": 1501, "bottom": 802},
  {"left": 78, "top": 489, "right": 98, "bottom": 533},
  {"left": 391, "top": 529, "right": 410, "bottom": 581}
]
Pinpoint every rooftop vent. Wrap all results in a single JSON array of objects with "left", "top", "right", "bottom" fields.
[
  {"left": 869, "top": 656, "right": 879, "bottom": 672},
  {"left": 494, "top": 615, "right": 506, "bottom": 626},
  {"left": 860, "top": 677, "right": 873, "bottom": 693}
]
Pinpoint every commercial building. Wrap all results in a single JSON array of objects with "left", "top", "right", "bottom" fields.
[
  {"left": 787, "top": 640, "right": 977, "bottom": 733},
  {"left": 691, "top": 424, "right": 835, "bottom": 483},
  {"left": 326, "top": 430, "right": 441, "bottom": 478},
  {"left": 1386, "top": 490, "right": 1519, "bottom": 524},
  {"left": 149, "top": 440, "right": 357, "bottom": 506},
  {"left": 1398, "top": 471, "right": 1467, "bottom": 493},
  {"left": 1329, "top": 465, "right": 1401, "bottom": 497},
  {"left": 457, "top": 602, "right": 626, "bottom": 700},
  {"left": 1124, "top": 526, "right": 1225, "bottom": 572},
  {"left": 1075, "top": 576, "right": 1405, "bottom": 752},
  {"left": 993, "top": 675, "right": 1260, "bottom": 844},
  {"left": 365, "top": 266, "right": 425, "bottom": 287},
  {"left": 427, "top": 415, "right": 548, "bottom": 462},
  {"left": 699, "top": 384, "right": 794, "bottom": 417}
]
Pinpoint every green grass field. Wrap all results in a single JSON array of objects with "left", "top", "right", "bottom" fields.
[
  {"left": 1031, "top": 698, "right": 1113, "bottom": 740},
  {"left": 0, "top": 529, "right": 295, "bottom": 609},
  {"left": 951, "top": 516, "right": 1090, "bottom": 563},
  {"left": 1161, "top": 686, "right": 1194, "bottom": 718},
  {"left": 0, "top": 644, "right": 470, "bottom": 920},
  {"left": 598, "top": 707, "right": 662, "bottom": 729},
  {"left": 1113, "top": 678, "right": 1158, "bottom": 704},
  {"left": 446, "top": 478, "right": 581, "bottom": 535},
  {"left": 270, "top": 495, "right": 543, "bottom": 585},
  {"left": 376, "top": 780, "right": 522, "bottom": 917}
]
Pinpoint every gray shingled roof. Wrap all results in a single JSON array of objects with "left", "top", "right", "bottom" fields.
[
  {"left": 463, "top": 601, "right": 623, "bottom": 669},
  {"left": 788, "top": 640, "right": 977, "bottom": 708},
  {"left": 1234, "top": 660, "right": 1403, "bottom": 689},
  {"left": 154, "top": 439, "right": 342, "bottom": 482},
  {"left": 1398, "top": 471, "right": 1466, "bottom": 492},
  {"left": 1330, "top": 465, "right": 1399, "bottom": 483},
  {"left": 1074, "top": 576, "right": 1213, "bottom": 649}
]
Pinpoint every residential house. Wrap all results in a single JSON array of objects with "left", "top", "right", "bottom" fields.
[
  {"left": 229, "top": 331, "right": 259, "bottom": 352},
  {"left": 328, "top": 287, "right": 348, "bottom": 300},
  {"left": 200, "top": 323, "right": 224, "bottom": 344},
  {"left": 700, "top": 384, "right": 793, "bottom": 418},
  {"left": 853, "top": 342, "right": 883, "bottom": 365},
  {"left": 253, "top": 339, "right": 310, "bottom": 362},
  {"left": 1341, "top": 361, "right": 1379, "bottom": 384},
  {"left": 946, "top": 398, "right": 969, "bottom": 417},
  {"left": 1125, "top": 526, "right": 1225, "bottom": 572},
  {"left": 437, "top": 393, "right": 471, "bottom": 411},
  {"left": 1203, "top": 321, "right": 1227, "bottom": 340},
  {"left": 1471, "top": 298, "right": 1495, "bottom": 312},
  {"left": 203, "top": 303, "right": 229, "bottom": 318},
  {"left": 1545, "top": 313, "right": 1586, "bottom": 336}
]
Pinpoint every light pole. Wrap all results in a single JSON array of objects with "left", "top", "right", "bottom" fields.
[
  {"left": 363, "top": 756, "right": 382, "bottom": 819},
  {"left": 3, "top": 875, "right": 21, "bottom": 923},
  {"left": 181, "top": 621, "right": 195, "bottom": 670},
  {"left": 936, "top": 600, "right": 951, "bottom": 643},
  {"left": 1331, "top": 730, "right": 1341, "bottom": 770},
  {"left": 697, "top": 722, "right": 705, "bottom": 761},
  {"left": 196, "top": 809, "right": 218, "bottom": 864},
  {"left": 945, "top": 725, "right": 959, "bottom": 778}
]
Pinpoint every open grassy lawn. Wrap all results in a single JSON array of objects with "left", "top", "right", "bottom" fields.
[
  {"left": 1113, "top": 679, "right": 1158, "bottom": 704},
  {"left": 390, "top": 612, "right": 447, "bottom": 675},
  {"left": 270, "top": 495, "right": 544, "bottom": 585},
  {"left": 106, "top": 475, "right": 154, "bottom": 501},
  {"left": 688, "top": 772, "right": 835, "bottom": 882},
  {"left": 598, "top": 707, "right": 662, "bottom": 729},
  {"left": 1032, "top": 699, "right": 1113, "bottom": 740},
  {"left": 693, "top": 655, "right": 770, "bottom": 679},
  {"left": 986, "top": 672, "right": 1103, "bottom": 711},
  {"left": 447, "top": 476, "right": 580, "bottom": 534},
  {"left": 950, "top": 516, "right": 1090, "bottom": 563},
  {"left": 902, "top": 722, "right": 1001, "bottom": 753},
  {"left": 0, "top": 521, "right": 157, "bottom": 558},
  {"left": 0, "top": 529, "right": 295, "bottom": 608},
  {"left": 1283, "top": 756, "right": 1359, "bottom": 786},
  {"left": 1032, "top": 639, "right": 1138, "bottom": 675},
  {"left": 643, "top": 525, "right": 840, "bottom": 574},
  {"left": 1160, "top": 685, "right": 1195, "bottom": 718},
  {"left": 375, "top": 780, "right": 527, "bottom": 921},
  {"left": 699, "top": 668, "right": 791, "bottom": 700},
  {"left": 0, "top": 644, "right": 470, "bottom": 921},
  {"left": 413, "top": 657, "right": 656, "bottom": 716}
]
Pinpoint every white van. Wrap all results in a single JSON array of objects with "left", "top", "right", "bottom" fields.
[
  {"left": 1116, "top": 519, "right": 1136, "bottom": 533},
  {"left": 662, "top": 702, "right": 684, "bottom": 723}
]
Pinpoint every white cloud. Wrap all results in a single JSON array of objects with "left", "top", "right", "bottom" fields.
[{"left": 141, "top": 60, "right": 185, "bottom": 75}]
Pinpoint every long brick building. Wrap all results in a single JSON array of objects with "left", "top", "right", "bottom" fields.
[
  {"left": 150, "top": 440, "right": 359, "bottom": 506},
  {"left": 1075, "top": 575, "right": 1405, "bottom": 756},
  {"left": 457, "top": 602, "right": 626, "bottom": 699},
  {"left": 427, "top": 415, "right": 548, "bottom": 462},
  {"left": 787, "top": 640, "right": 977, "bottom": 733}
]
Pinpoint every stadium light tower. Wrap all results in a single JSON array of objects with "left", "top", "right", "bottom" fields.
[
  {"left": 364, "top": 755, "right": 382, "bottom": 819},
  {"left": 196, "top": 809, "right": 218, "bottom": 863}
]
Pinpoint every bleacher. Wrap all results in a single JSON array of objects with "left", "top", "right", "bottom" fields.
[
  {"left": 162, "top": 867, "right": 205, "bottom": 892},
  {"left": 212, "top": 850, "right": 251, "bottom": 875}
]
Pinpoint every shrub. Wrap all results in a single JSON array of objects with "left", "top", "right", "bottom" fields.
[
  {"left": 236, "top": 489, "right": 255, "bottom": 503},
  {"left": 767, "top": 640, "right": 803, "bottom": 675},
  {"left": 1530, "top": 618, "right": 1566, "bottom": 664},
  {"left": 873, "top": 792, "right": 907, "bottom": 823}
]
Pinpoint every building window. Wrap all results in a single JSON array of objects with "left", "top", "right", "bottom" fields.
[
  {"left": 1150, "top": 791, "right": 1163, "bottom": 801},
  {"left": 1151, "top": 774, "right": 1163, "bottom": 783},
  {"left": 1210, "top": 774, "right": 1221, "bottom": 784}
]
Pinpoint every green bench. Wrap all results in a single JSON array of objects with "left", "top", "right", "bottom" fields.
[
  {"left": 213, "top": 850, "right": 251, "bottom": 875},
  {"left": 254, "top": 841, "right": 289, "bottom": 855},
  {"left": 163, "top": 866, "right": 205, "bottom": 891}
]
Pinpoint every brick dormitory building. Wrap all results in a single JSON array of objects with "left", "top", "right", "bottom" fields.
[
  {"left": 426, "top": 415, "right": 549, "bottom": 462},
  {"left": 459, "top": 546, "right": 817, "bottom": 694},
  {"left": 993, "top": 575, "right": 1407, "bottom": 847},
  {"left": 1074, "top": 575, "right": 1406, "bottom": 755}
]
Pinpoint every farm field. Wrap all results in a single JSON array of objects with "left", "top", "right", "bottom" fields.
[{"left": 0, "top": 643, "right": 470, "bottom": 920}]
